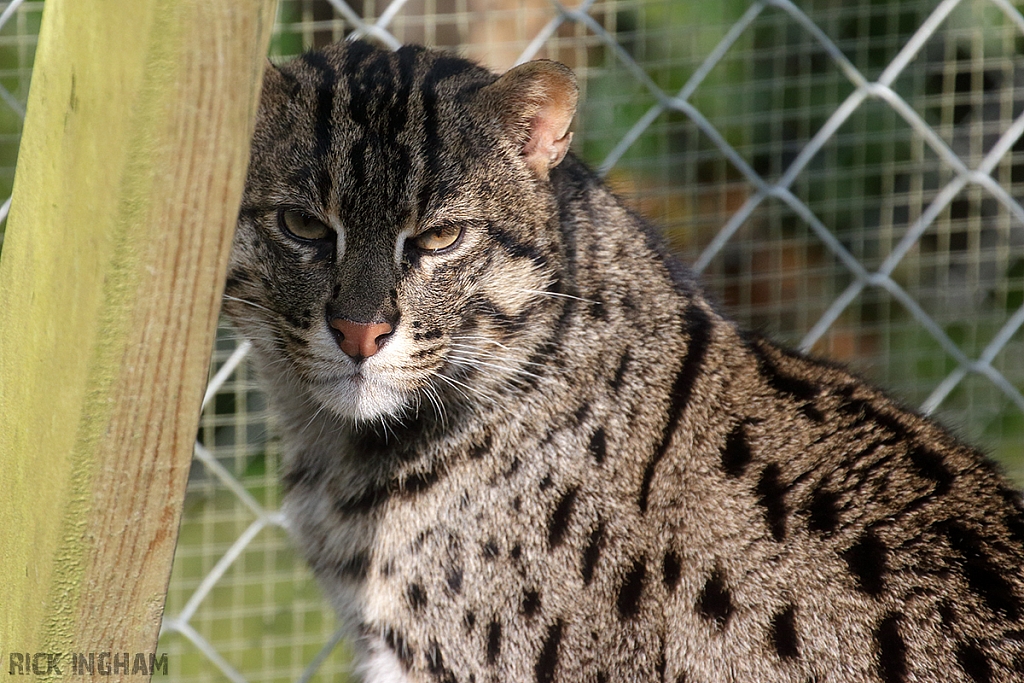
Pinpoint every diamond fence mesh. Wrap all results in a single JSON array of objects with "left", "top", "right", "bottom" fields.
[{"left": 0, "top": 0, "right": 1022, "bottom": 681}]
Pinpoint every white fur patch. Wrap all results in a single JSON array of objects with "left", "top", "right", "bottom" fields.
[
  {"left": 357, "top": 642, "right": 413, "bottom": 683},
  {"left": 311, "top": 373, "right": 410, "bottom": 421},
  {"left": 394, "top": 226, "right": 414, "bottom": 265}
]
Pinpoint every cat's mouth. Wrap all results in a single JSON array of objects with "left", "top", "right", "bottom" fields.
[
  {"left": 290, "top": 323, "right": 434, "bottom": 422},
  {"left": 306, "top": 367, "right": 412, "bottom": 422}
]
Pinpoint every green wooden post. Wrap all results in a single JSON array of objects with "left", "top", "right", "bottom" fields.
[{"left": 0, "top": 0, "right": 277, "bottom": 677}]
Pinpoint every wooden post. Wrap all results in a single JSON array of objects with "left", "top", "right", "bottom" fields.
[{"left": 0, "top": 0, "right": 277, "bottom": 677}]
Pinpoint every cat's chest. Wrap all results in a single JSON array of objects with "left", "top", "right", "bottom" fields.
[{"left": 285, "top": 424, "right": 643, "bottom": 665}]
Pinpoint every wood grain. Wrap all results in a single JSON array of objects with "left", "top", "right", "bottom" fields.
[{"left": 0, "top": 0, "right": 277, "bottom": 675}]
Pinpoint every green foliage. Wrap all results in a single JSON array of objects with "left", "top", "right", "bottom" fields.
[
  {"left": 0, "top": 3, "right": 41, "bottom": 258},
  {"left": 576, "top": 0, "right": 1024, "bottom": 480}
]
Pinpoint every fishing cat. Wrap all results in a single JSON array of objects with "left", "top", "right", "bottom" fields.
[{"left": 223, "top": 40, "right": 1024, "bottom": 683}]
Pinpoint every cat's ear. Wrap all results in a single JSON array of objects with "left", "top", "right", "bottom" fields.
[{"left": 477, "top": 60, "right": 578, "bottom": 180}]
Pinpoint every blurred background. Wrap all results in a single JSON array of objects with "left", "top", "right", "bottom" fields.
[{"left": 0, "top": 0, "right": 1021, "bottom": 681}]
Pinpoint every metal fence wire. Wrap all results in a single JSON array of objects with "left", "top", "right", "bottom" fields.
[{"left": 0, "top": 0, "right": 1022, "bottom": 681}]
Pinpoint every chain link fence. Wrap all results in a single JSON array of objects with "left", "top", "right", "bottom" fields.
[{"left": 0, "top": 0, "right": 1022, "bottom": 681}]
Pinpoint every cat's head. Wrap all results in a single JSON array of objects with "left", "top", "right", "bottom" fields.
[{"left": 225, "top": 41, "right": 578, "bottom": 423}]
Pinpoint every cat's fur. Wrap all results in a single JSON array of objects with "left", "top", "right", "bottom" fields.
[{"left": 224, "top": 41, "right": 1024, "bottom": 683}]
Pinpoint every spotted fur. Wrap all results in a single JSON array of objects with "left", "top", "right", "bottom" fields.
[{"left": 225, "top": 41, "right": 1024, "bottom": 683}]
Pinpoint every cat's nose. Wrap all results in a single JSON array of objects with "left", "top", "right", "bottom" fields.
[{"left": 329, "top": 319, "right": 394, "bottom": 360}]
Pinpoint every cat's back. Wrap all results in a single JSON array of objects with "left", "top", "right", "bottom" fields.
[
  {"left": 534, "top": 227, "right": 1024, "bottom": 680},
  {"left": 633, "top": 318, "right": 1024, "bottom": 681}
]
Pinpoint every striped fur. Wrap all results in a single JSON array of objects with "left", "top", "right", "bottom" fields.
[{"left": 225, "top": 41, "right": 1024, "bottom": 683}]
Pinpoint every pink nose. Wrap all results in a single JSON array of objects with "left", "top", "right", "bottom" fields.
[{"left": 329, "top": 319, "right": 393, "bottom": 359}]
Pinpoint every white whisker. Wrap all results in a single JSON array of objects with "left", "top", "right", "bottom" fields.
[
  {"left": 450, "top": 335, "right": 513, "bottom": 350},
  {"left": 223, "top": 295, "right": 280, "bottom": 316},
  {"left": 301, "top": 401, "right": 330, "bottom": 435},
  {"left": 436, "top": 372, "right": 496, "bottom": 406},
  {"left": 420, "top": 382, "right": 448, "bottom": 428},
  {"left": 516, "top": 288, "right": 598, "bottom": 305},
  {"left": 447, "top": 343, "right": 560, "bottom": 373},
  {"left": 448, "top": 355, "right": 543, "bottom": 380}
]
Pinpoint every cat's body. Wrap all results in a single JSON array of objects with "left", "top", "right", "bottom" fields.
[{"left": 224, "top": 41, "right": 1024, "bottom": 683}]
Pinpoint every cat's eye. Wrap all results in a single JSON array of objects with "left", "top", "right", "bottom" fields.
[
  {"left": 280, "top": 209, "right": 333, "bottom": 242},
  {"left": 412, "top": 223, "right": 462, "bottom": 253}
]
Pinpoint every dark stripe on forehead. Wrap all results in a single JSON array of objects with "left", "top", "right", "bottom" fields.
[
  {"left": 299, "top": 50, "right": 338, "bottom": 206},
  {"left": 298, "top": 51, "right": 338, "bottom": 153},
  {"left": 342, "top": 40, "right": 379, "bottom": 127},
  {"left": 339, "top": 43, "right": 420, "bottom": 216},
  {"left": 417, "top": 66, "right": 444, "bottom": 219},
  {"left": 388, "top": 45, "right": 421, "bottom": 139},
  {"left": 341, "top": 136, "right": 417, "bottom": 223},
  {"left": 344, "top": 43, "right": 414, "bottom": 140},
  {"left": 349, "top": 138, "right": 367, "bottom": 187},
  {"left": 416, "top": 55, "right": 481, "bottom": 218}
]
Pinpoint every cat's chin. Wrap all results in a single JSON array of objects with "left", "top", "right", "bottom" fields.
[{"left": 310, "top": 375, "right": 410, "bottom": 423}]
